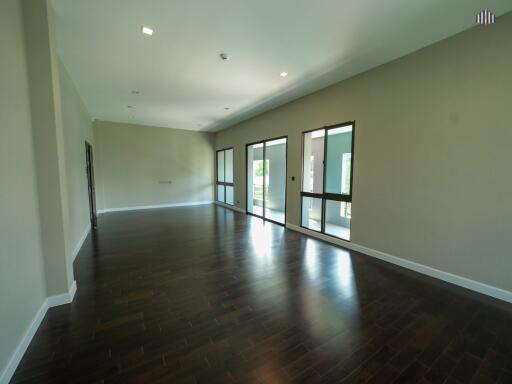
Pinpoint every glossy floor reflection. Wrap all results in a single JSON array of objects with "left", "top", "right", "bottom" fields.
[{"left": 11, "top": 205, "right": 512, "bottom": 383}]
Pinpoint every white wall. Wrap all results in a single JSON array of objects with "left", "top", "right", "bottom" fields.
[
  {"left": 23, "top": 0, "right": 74, "bottom": 296},
  {"left": 1, "top": 1, "right": 85, "bottom": 381},
  {"left": 60, "top": 61, "right": 94, "bottom": 257},
  {"left": 0, "top": 0, "right": 48, "bottom": 377},
  {"left": 94, "top": 120, "right": 215, "bottom": 211}
]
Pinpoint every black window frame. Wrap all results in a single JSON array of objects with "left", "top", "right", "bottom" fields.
[
  {"left": 300, "top": 121, "right": 355, "bottom": 241},
  {"left": 245, "top": 135, "right": 288, "bottom": 226},
  {"left": 216, "top": 147, "right": 234, "bottom": 205}
]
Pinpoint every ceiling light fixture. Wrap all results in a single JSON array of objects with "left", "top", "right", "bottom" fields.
[
  {"left": 141, "top": 26, "right": 153, "bottom": 36},
  {"left": 220, "top": 53, "right": 229, "bottom": 61},
  {"left": 127, "top": 105, "right": 135, "bottom": 109},
  {"left": 280, "top": 72, "right": 288, "bottom": 77},
  {"left": 224, "top": 107, "right": 230, "bottom": 110},
  {"left": 132, "top": 90, "right": 140, "bottom": 95}
]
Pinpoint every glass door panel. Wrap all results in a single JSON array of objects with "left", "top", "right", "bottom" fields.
[
  {"left": 324, "top": 200, "right": 351, "bottom": 240},
  {"left": 217, "top": 185, "right": 225, "bottom": 203},
  {"left": 247, "top": 143, "right": 264, "bottom": 217},
  {"left": 301, "top": 196, "right": 322, "bottom": 231},
  {"left": 225, "top": 148, "right": 233, "bottom": 183},
  {"left": 302, "top": 130, "right": 324, "bottom": 194},
  {"left": 217, "top": 151, "right": 225, "bottom": 182},
  {"left": 325, "top": 125, "right": 353, "bottom": 195},
  {"left": 264, "top": 138, "right": 287, "bottom": 224},
  {"left": 225, "top": 186, "right": 234, "bottom": 205}
]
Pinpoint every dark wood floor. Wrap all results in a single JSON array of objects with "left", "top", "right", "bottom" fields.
[{"left": 11, "top": 205, "right": 512, "bottom": 383}]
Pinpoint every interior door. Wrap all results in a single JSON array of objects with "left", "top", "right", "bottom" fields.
[{"left": 85, "top": 142, "right": 97, "bottom": 229}]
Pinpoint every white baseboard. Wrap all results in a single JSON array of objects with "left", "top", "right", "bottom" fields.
[
  {"left": 214, "top": 201, "right": 246, "bottom": 214},
  {"left": 286, "top": 223, "right": 512, "bottom": 304},
  {"left": 0, "top": 301, "right": 48, "bottom": 384},
  {"left": 0, "top": 281, "right": 77, "bottom": 384},
  {"left": 46, "top": 280, "right": 77, "bottom": 308},
  {"left": 72, "top": 224, "right": 91, "bottom": 262},
  {"left": 98, "top": 201, "right": 213, "bottom": 213}
]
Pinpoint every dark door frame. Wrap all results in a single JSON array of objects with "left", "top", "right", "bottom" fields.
[
  {"left": 245, "top": 135, "right": 288, "bottom": 226},
  {"left": 85, "top": 141, "right": 97, "bottom": 229}
]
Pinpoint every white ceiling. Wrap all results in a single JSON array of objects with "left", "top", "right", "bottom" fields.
[{"left": 52, "top": 0, "right": 512, "bottom": 132}]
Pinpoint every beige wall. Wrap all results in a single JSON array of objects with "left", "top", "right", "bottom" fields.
[
  {"left": 60, "top": 61, "right": 95, "bottom": 255},
  {"left": 0, "top": 0, "right": 48, "bottom": 376},
  {"left": 0, "top": 0, "right": 82, "bottom": 378},
  {"left": 23, "top": 0, "right": 74, "bottom": 296},
  {"left": 216, "top": 13, "right": 512, "bottom": 292},
  {"left": 94, "top": 121, "right": 215, "bottom": 210}
]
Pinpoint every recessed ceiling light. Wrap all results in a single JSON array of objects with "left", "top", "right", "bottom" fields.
[
  {"left": 141, "top": 26, "right": 153, "bottom": 36},
  {"left": 280, "top": 72, "right": 288, "bottom": 77}
]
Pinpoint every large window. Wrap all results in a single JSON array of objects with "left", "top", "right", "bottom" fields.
[
  {"left": 216, "top": 148, "right": 234, "bottom": 205},
  {"left": 301, "top": 122, "right": 354, "bottom": 240}
]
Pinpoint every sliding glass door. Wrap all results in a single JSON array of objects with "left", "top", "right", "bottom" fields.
[
  {"left": 301, "top": 122, "right": 354, "bottom": 240},
  {"left": 247, "top": 137, "right": 287, "bottom": 225}
]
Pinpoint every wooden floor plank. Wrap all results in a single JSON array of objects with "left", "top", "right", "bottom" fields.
[{"left": 10, "top": 205, "right": 512, "bottom": 383}]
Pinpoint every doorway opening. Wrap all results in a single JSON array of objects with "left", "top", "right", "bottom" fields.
[{"left": 85, "top": 141, "right": 97, "bottom": 229}]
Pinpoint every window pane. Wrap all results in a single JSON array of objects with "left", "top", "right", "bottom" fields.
[
  {"left": 301, "top": 196, "right": 322, "bottom": 231},
  {"left": 225, "top": 149, "right": 233, "bottom": 183},
  {"left": 265, "top": 138, "right": 286, "bottom": 224},
  {"left": 325, "top": 200, "right": 351, "bottom": 240},
  {"left": 325, "top": 125, "right": 352, "bottom": 195},
  {"left": 217, "top": 185, "right": 225, "bottom": 203},
  {"left": 247, "top": 143, "right": 264, "bottom": 216},
  {"left": 302, "top": 130, "right": 324, "bottom": 193},
  {"left": 217, "top": 151, "right": 225, "bottom": 182},
  {"left": 225, "top": 186, "right": 234, "bottom": 205}
]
